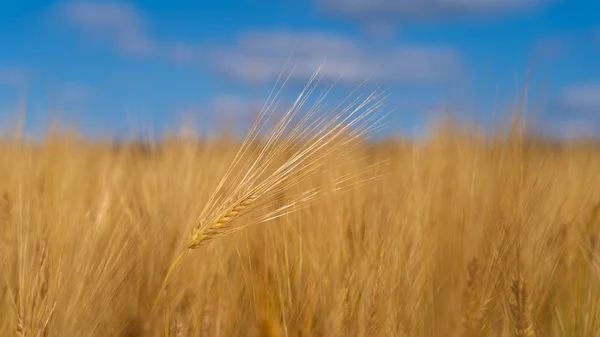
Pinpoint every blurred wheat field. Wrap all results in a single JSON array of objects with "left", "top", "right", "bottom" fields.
[{"left": 1, "top": 118, "right": 600, "bottom": 336}]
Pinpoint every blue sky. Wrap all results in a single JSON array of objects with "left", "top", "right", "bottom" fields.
[{"left": 1, "top": 0, "right": 599, "bottom": 139}]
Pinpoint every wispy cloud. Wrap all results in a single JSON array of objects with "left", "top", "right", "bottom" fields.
[
  {"left": 58, "top": 1, "right": 155, "bottom": 57},
  {"left": 56, "top": 1, "right": 209, "bottom": 65},
  {"left": 539, "top": 117, "right": 598, "bottom": 139},
  {"left": 0, "top": 67, "right": 29, "bottom": 87},
  {"left": 51, "top": 82, "right": 95, "bottom": 108},
  {"left": 530, "top": 28, "right": 600, "bottom": 61},
  {"left": 211, "top": 95, "right": 262, "bottom": 116},
  {"left": 316, "top": 0, "right": 556, "bottom": 22},
  {"left": 53, "top": 2, "right": 465, "bottom": 85},
  {"left": 558, "top": 83, "right": 600, "bottom": 112},
  {"left": 167, "top": 42, "right": 203, "bottom": 64},
  {"left": 208, "top": 30, "right": 464, "bottom": 85},
  {"left": 315, "top": 0, "right": 557, "bottom": 35}
]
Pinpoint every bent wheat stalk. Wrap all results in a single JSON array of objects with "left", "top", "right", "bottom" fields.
[{"left": 152, "top": 66, "right": 388, "bottom": 311}]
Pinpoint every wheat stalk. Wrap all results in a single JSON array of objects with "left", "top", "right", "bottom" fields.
[{"left": 151, "top": 66, "right": 387, "bottom": 312}]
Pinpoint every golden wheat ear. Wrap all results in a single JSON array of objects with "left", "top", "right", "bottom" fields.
[
  {"left": 151, "top": 67, "right": 387, "bottom": 312},
  {"left": 509, "top": 276, "right": 535, "bottom": 337},
  {"left": 188, "top": 192, "right": 259, "bottom": 249}
]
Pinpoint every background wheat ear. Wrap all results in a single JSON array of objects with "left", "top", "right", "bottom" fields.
[{"left": 509, "top": 276, "right": 535, "bottom": 337}]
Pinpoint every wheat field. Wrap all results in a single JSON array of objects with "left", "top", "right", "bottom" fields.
[{"left": 1, "top": 87, "right": 600, "bottom": 337}]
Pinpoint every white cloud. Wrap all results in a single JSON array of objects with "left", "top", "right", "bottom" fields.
[
  {"left": 0, "top": 67, "right": 29, "bottom": 87},
  {"left": 209, "top": 30, "right": 464, "bottom": 85},
  {"left": 559, "top": 83, "right": 600, "bottom": 112},
  {"left": 58, "top": 1, "right": 155, "bottom": 57},
  {"left": 539, "top": 117, "right": 597, "bottom": 140},
  {"left": 316, "top": 0, "right": 556, "bottom": 22},
  {"left": 56, "top": 1, "right": 207, "bottom": 64},
  {"left": 53, "top": 82, "right": 95, "bottom": 106},
  {"left": 530, "top": 28, "right": 600, "bottom": 62},
  {"left": 53, "top": 3, "right": 466, "bottom": 86},
  {"left": 167, "top": 42, "right": 202, "bottom": 64},
  {"left": 170, "top": 95, "right": 265, "bottom": 137},
  {"left": 363, "top": 22, "right": 399, "bottom": 40},
  {"left": 530, "top": 36, "right": 566, "bottom": 61},
  {"left": 212, "top": 95, "right": 257, "bottom": 115},
  {"left": 561, "top": 119, "right": 597, "bottom": 139}
]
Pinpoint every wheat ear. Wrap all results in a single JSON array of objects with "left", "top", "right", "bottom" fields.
[
  {"left": 509, "top": 276, "right": 535, "bottom": 337},
  {"left": 188, "top": 193, "right": 259, "bottom": 249},
  {"left": 152, "top": 66, "right": 386, "bottom": 312}
]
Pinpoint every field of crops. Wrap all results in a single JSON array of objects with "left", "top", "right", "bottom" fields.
[{"left": 1, "top": 99, "right": 600, "bottom": 336}]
